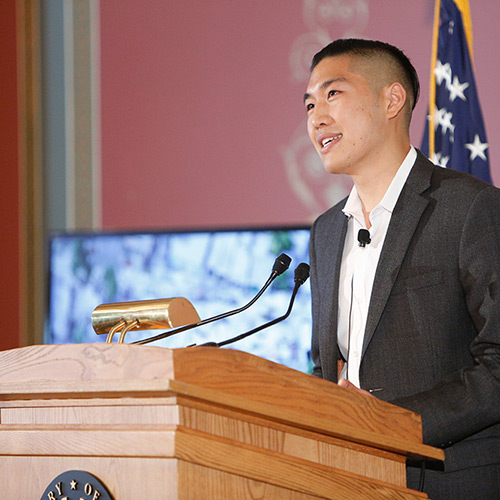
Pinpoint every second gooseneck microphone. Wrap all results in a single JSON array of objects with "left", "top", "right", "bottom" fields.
[{"left": 201, "top": 262, "right": 310, "bottom": 348}]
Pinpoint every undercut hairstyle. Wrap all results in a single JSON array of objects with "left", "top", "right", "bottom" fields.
[{"left": 311, "top": 39, "right": 420, "bottom": 115}]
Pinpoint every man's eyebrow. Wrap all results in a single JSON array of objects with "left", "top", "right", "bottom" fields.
[{"left": 303, "top": 77, "right": 348, "bottom": 103}]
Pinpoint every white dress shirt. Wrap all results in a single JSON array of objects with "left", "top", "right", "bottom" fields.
[{"left": 338, "top": 146, "right": 417, "bottom": 388}]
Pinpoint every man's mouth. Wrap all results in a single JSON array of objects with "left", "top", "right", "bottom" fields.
[{"left": 320, "top": 134, "right": 342, "bottom": 150}]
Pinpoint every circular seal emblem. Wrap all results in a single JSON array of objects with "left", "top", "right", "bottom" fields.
[{"left": 41, "top": 470, "right": 114, "bottom": 500}]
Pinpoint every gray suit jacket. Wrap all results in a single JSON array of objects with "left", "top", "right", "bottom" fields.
[{"left": 309, "top": 151, "right": 500, "bottom": 474}]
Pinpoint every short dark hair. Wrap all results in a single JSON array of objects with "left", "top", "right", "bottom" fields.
[{"left": 311, "top": 38, "right": 420, "bottom": 111}]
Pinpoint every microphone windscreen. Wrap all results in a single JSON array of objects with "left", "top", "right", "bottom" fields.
[
  {"left": 272, "top": 253, "right": 292, "bottom": 276},
  {"left": 294, "top": 262, "right": 310, "bottom": 285}
]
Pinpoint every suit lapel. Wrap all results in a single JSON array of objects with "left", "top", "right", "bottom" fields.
[
  {"left": 319, "top": 209, "right": 348, "bottom": 381},
  {"left": 362, "top": 152, "right": 433, "bottom": 356}
]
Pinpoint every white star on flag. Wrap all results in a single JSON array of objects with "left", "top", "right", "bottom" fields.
[
  {"left": 432, "top": 152, "right": 450, "bottom": 168},
  {"left": 440, "top": 110, "right": 455, "bottom": 139},
  {"left": 465, "top": 134, "right": 489, "bottom": 161},
  {"left": 435, "top": 60, "right": 452, "bottom": 86},
  {"left": 448, "top": 76, "right": 469, "bottom": 102},
  {"left": 429, "top": 105, "right": 447, "bottom": 131},
  {"left": 429, "top": 105, "right": 454, "bottom": 139}
]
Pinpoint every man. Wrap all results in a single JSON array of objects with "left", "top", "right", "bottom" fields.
[{"left": 306, "top": 38, "right": 500, "bottom": 499}]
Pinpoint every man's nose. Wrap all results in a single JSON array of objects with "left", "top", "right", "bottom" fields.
[{"left": 310, "top": 102, "right": 333, "bottom": 128}]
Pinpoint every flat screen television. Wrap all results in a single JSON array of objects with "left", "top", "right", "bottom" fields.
[{"left": 46, "top": 226, "right": 313, "bottom": 373}]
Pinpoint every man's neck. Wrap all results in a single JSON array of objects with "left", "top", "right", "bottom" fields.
[{"left": 351, "top": 143, "right": 411, "bottom": 227}]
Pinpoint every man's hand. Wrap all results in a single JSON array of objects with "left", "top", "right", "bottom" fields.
[{"left": 338, "top": 378, "right": 373, "bottom": 397}]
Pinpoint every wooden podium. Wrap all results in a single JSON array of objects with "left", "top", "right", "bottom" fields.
[{"left": 0, "top": 344, "right": 443, "bottom": 499}]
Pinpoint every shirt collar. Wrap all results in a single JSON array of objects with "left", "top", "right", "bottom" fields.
[{"left": 342, "top": 146, "right": 417, "bottom": 221}]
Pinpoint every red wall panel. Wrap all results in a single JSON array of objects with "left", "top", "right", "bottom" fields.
[
  {"left": 100, "top": 0, "right": 500, "bottom": 231},
  {"left": 0, "top": 1, "right": 20, "bottom": 349}
]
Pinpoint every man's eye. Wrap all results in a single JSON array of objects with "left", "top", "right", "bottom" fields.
[
  {"left": 306, "top": 102, "right": 314, "bottom": 112},
  {"left": 328, "top": 90, "right": 338, "bottom": 98}
]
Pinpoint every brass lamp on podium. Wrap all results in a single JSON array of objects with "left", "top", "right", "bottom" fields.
[{"left": 91, "top": 298, "right": 200, "bottom": 343}]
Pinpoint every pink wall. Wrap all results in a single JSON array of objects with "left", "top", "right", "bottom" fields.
[{"left": 100, "top": 0, "right": 500, "bottom": 231}]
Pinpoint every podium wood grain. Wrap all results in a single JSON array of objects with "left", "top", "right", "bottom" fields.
[{"left": 0, "top": 344, "right": 443, "bottom": 499}]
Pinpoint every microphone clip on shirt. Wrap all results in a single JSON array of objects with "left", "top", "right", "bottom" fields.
[{"left": 357, "top": 229, "right": 371, "bottom": 247}]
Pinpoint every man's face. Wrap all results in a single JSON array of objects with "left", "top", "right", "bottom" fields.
[{"left": 304, "top": 55, "right": 386, "bottom": 177}]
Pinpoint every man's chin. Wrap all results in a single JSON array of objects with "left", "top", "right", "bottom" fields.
[{"left": 323, "top": 163, "right": 346, "bottom": 175}]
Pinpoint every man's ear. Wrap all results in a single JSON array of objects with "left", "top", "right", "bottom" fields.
[{"left": 385, "top": 82, "right": 407, "bottom": 119}]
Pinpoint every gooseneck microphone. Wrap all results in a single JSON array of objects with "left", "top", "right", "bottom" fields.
[
  {"left": 358, "top": 229, "right": 371, "bottom": 247},
  {"left": 201, "top": 262, "right": 310, "bottom": 348},
  {"left": 133, "top": 253, "right": 292, "bottom": 345}
]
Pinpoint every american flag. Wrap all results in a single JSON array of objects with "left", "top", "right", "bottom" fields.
[{"left": 421, "top": 0, "right": 492, "bottom": 183}]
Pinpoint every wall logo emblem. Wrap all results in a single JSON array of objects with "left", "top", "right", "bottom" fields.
[
  {"left": 41, "top": 470, "right": 114, "bottom": 500},
  {"left": 282, "top": 0, "right": 369, "bottom": 219}
]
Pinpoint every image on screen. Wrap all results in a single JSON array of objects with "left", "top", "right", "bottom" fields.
[{"left": 47, "top": 226, "right": 313, "bottom": 373}]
